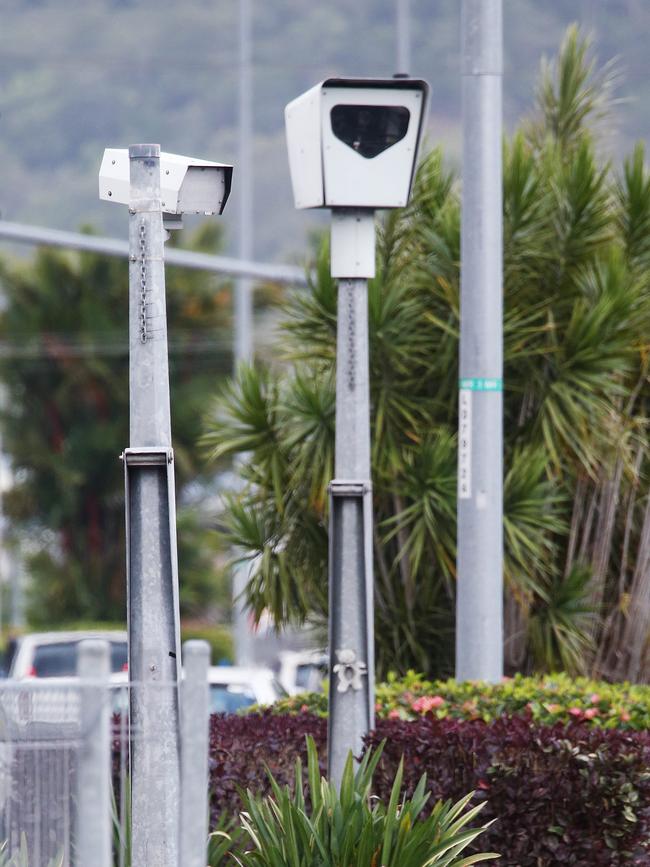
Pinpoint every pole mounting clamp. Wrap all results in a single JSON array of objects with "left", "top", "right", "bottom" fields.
[
  {"left": 329, "top": 479, "right": 371, "bottom": 497},
  {"left": 120, "top": 447, "right": 174, "bottom": 466}
]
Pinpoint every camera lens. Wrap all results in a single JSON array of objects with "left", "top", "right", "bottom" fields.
[{"left": 330, "top": 105, "right": 410, "bottom": 158}]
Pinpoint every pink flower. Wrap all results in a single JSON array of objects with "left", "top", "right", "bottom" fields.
[
  {"left": 411, "top": 695, "right": 445, "bottom": 714},
  {"left": 583, "top": 708, "right": 599, "bottom": 720},
  {"left": 375, "top": 701, "right": 382, "bottom": 712},
  {"left": 388, "top": 709, "right": 401, "bottom": 719},
  {"left": 569, "top": 707, "right": 583, "bottom": 718},
  {"left": 589, "top": 693, "right": 601, "bottom": 705},
  {"left": 300, "top": 704, "right": 309, "bottom": 713},
  {"left": 621, "top": 711, "right": 631, "bottom": 722}
]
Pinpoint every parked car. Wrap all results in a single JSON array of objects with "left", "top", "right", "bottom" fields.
[
  {"left": 277, "top": 650, "right": 328, "bottom": 695},
  {"left": 110, "top": 664, "right": 284, "bottom": 716},
  {"left": 5, "top": 630, "right": 128, "bottom": 680},
  {"left": 208, "top": 666, "right": 285, "bottom": 714}
]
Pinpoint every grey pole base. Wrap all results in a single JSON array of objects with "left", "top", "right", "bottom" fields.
[
  {"left": 124, "top": 450, "right": 181, "bottom": 867},
  {"left": 327, "top": 482, "right": 374, "bottom": 786}
]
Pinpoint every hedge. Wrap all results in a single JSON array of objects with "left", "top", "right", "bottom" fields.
[
  {"left": 270, "top": 671, "right": 650, "bottom": 730},
  {"left": 208, "top": 712, "right": 650, "bottom": 866}
]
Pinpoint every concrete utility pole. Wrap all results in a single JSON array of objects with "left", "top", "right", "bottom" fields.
[
  {"left": 456, "top": 0, "right": 504, "bottom": 682},
  {"left": 396, "top": 0, "right": 411, "bottom": 74},
  {"left": 124, "top": 144, "right": 182, "bottom": 866},
  {"left": 231, "top": 0, "right": 256, "bottom": 667}
]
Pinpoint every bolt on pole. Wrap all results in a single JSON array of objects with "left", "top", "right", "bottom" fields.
[
  {"left": 327, "top": 211, "right": 375, "bottom": 787},
  {"left": 125, "top": 143, "right": 182, "bottom": 866},
  {"left": 456, "top": 0, "right": 504, "bottom": 682}
]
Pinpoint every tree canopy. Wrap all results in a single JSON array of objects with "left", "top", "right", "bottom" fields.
[{"left": 0, "top": 223, "right": 233, "bottom": 625}]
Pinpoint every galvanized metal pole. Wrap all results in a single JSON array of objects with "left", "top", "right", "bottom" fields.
[
  {"left": 125, "top": 143, "right": 182, "bottom": 866},
  {"left": 232, "top": 0, "right": 256, "bottom": 667},
  {"left": 77, "top": 639, "right": 111, "bottom": 867},
  {"left": 179, "top": 640, "right": 211, "bottom": 867},
  {"left": 236, "top": 0, "right": 254, "bottom": 366},
  {"left": 327, "top": 223, "right": 375, "bottom": 784},
  {"left": 456, "top": 0, "right": 504, "bottom": 682},
  {"left": 396, "top": 0, "right": 411, "bottom": 74}
]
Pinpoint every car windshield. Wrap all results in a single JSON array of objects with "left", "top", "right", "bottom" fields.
[
  {"left": 32, "top": 640, "right": 127, "bottom": 677},
  {"left": 209, "top": 683, "right": 257, "bottom": 714},
  {"left": 295, "top": 662, "right": 327, "bottom": 691}
]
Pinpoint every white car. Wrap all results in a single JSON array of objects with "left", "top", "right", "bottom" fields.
[
  {"left": 5, "top": 630, "right": 128, "bottom": 680},
  {"left": 0, "top": 631, "right": 128, "bottom": 732},
  {"left": 207, "top": 666, "right": 285, "bottom": 714},
  {"left": 277, "top": 650, "right": 328, "bottom": 696}
]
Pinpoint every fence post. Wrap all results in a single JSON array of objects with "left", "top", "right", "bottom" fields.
[
  {"left": 179, "top": 640, "right": 211, "bottom": 867},
  {"left": 76, "top": 639, "right": 111, "bottom": 867}
]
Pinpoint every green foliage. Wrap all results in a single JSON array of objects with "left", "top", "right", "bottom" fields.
[
  {"left": 271, "top": 671, "right": 650, "bottom": 731},
  {"left": 111, "top": 774, "right": 131, "bottom": 867},
  {"left": 0, "top": 223, "right": 232, "bottom": 626},
  {"left": 205, "top": 28, "right": 650, "bottom": 681},
  {"left": 181, "top": 622, "right": 232, "bottom": 663},
  {"left": 223, "top": 736, "right": 496, "bottom": 867},
  {"left": 208, "top": 814, "right": 244, "bottom": 867}
]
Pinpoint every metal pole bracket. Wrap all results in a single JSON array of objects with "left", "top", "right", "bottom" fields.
[
  {"left": 329, "top": 479, "right": 371, "bottom": 498},
  {"left": 121, "top": 446, "right": 174, "bottom": 467}
]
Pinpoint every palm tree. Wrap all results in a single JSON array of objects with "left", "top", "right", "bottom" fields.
[{"left": 204, "top": 27, "right": 650, "bottom": 682}]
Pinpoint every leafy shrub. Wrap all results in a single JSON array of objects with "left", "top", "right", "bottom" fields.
[
  {"left": 208, "top": 712, "right": 650, "bottom": 866},
  {"left": 222, "top": 736, "right": 497, "bottom": 866},
  {"left": 368, "top": 717, "right": 650, "bottom": 866},
  {"left": 271, "top": 671, "right": 650, "bottom": 730},
  {"left": 208, "top": 711, "right": 327, "bottom": 822}
]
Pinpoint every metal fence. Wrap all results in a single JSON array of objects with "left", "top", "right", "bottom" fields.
[{"left": 0, "top": 640, "right": 210, "bottom": 867}]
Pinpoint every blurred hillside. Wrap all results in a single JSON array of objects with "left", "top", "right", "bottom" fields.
[{"left": 1, "top": 0, "right": 649, "bottom": 263}]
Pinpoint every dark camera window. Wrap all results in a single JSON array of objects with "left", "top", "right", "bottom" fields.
[{"left": 330, "top": 104, "right": 410, "bottom": 159}]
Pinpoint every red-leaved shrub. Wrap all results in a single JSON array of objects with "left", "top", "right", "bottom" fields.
[
  {"left": 368, "top": 716, "right": 650, "bottom": 866},
  {"left": 208, "top": 712, "right": 650, "bottom": 866}
]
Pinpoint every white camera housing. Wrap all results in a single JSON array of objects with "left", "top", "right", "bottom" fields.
[
  {"left": 285, "top": 77, "right": 429, "bottom": 210},
  {"left": 99, "top": 149, "right": 233, "bottom": 216}
]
